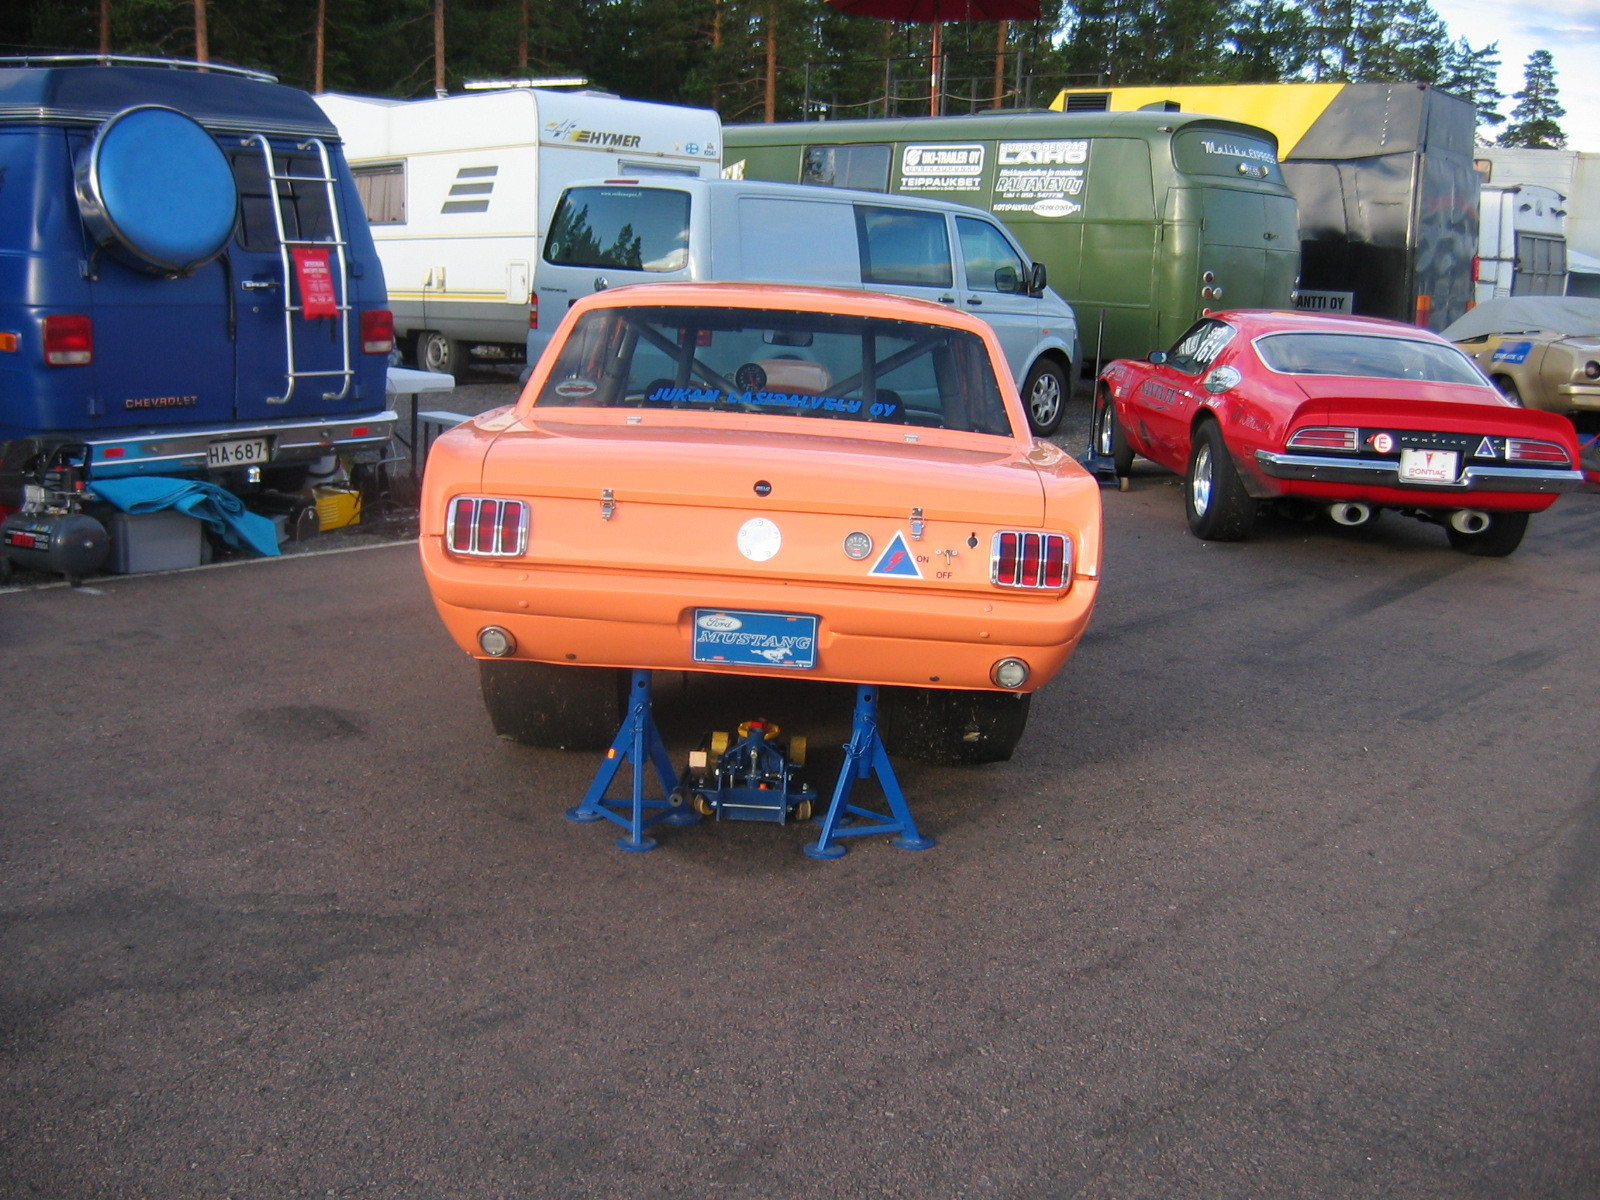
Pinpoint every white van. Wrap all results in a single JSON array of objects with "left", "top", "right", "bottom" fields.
[
  {"left": 316, "top": 88, "right": 723, "bottom": 375},
  {"left": 529, "top": 177, "right": 1080, "bottom": 434}
]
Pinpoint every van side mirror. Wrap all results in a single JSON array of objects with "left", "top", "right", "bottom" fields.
[
  {"left": 1027, "top": 262, "right": 1047, "bottom": 295},
  {"left": 993, "top": 265, "right": 1020, "bottom": 294}
]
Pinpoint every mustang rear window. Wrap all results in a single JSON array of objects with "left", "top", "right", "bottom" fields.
[
  {"left": 533, "top": 305, "right": 1013, "bottom": 436},
  {"left": 1255, "top": 332, "right": 1488, "bottom": 386}
]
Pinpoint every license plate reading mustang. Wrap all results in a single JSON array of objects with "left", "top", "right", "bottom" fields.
[
  {"left": 1398, "top": 448, "right": 1459, "bottom": 484},
  {"left": 693, "top": 609, "right": 818, "bottom": 670},
  {"left": 206, "top": 437, "right": 270, "bottom": 468}
]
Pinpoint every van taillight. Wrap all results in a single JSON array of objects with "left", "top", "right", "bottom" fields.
[
  {"left": 361, "top": 309, "right": 395, "bottom": 355},
  {"left": 991, "top": 531, "right": 1070, "bottom": 589},
  {"left": 528, "top": 293, "right": 539, "bottom": 331},
  {"left": 43, "top": 314, "right": 93, "bottom": 366},
  {"left": 447, "top": 496, "right": 529, "bottom": 557}
]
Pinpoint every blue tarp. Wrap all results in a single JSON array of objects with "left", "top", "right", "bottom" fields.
[{"left": 90, "top": 476, "right": 281, "bottom": 558}]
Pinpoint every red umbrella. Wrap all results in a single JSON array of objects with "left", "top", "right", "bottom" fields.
[{"left": 826, "top": 0, "right": 1042, "bottom": 115}]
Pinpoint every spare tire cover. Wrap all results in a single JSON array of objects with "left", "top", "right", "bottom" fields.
[{"left": 75, "top": 106, "right": 239, "bottom": 275}]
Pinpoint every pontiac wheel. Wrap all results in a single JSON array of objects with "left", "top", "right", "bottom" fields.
[
  {"left": 1446, "top": 511, "right": 1529, "bottom": 557},
  {"left": 1184, "top": 420, "right": 1256, "bottom": 541},
  {"left": 1092, "top": 387, "right": 1134, "bottom": 482}
]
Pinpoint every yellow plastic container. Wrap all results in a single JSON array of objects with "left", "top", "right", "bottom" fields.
[{"left": 313, "top": 486, "right": 362, "bottom": 532}]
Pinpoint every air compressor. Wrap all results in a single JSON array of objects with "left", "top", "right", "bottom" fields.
[{"left": 0, "top": 446, "right": 109, "bottom": 584}]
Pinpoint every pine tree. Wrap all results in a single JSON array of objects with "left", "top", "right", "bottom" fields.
[
  {"left": 1498, "top": 48, "right": 1565, "bottom": 149},
  {"left": 1440, "top": 37, "right": 1503, "bottom": 136},
  {"left": 1302, "top": 0, "right": 1452, "bottom": 83}
]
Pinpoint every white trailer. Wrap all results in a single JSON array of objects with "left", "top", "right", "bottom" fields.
[
  {"left": 316, "top": 87, "right": 722, "bottom": 373},
  {"left": 1477, "top": 183, "right": 1568, "bottom": 303}
]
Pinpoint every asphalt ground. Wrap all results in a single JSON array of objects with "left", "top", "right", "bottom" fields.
[{"left": 3, "top": 382, "right": 1599, "bottom": 1199}]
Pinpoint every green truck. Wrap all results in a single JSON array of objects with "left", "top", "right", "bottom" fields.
[{"left": 724, "top": 110, "right": 1301, "bottom": 372}]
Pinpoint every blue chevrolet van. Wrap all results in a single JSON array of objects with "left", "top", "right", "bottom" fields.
[{"left": 0, "top": 56, "right": 395, "bottom": 515}]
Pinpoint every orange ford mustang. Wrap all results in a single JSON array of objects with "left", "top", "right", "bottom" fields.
[{"left": 420, "top": 283, "right": 1102, "bottom": 764}]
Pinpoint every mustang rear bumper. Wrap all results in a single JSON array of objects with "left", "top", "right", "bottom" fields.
[
  {"left": 1253, "top": 450, "right": 1585, "bottom": 496},
  {"left": 420, "top": 539, "right": 1098, "bottom": 693}
]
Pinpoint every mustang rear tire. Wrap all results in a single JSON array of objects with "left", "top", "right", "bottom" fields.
[
  {"left": 1022, "top": 360, "right": 1068, "bottom": 438},
  {"left": 881, "top": 687, "right": 1032, "bottom": 766},
  {"left": 1445, "top": 511, "right": 1529, "bottom": 557},
  {"left": 1184, "top": 420, "right": 1256, "bottom": 541},
  {"left": 479, "top": 660, "right": 626, "bottom": 750}
]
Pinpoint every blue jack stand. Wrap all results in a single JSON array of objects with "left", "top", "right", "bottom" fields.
[
  {"left": 804, "top": 684, "right": 935, "bottom": 860},
  {"left": 566, "top": 669, "right": 699, "bottom": 852}
]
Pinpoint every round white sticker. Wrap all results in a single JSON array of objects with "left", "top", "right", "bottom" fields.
[{"left": 737, "top": 517, "right": 781, "bottom": 562}]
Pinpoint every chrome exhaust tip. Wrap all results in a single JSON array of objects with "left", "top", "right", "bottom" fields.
[
  {"left": 1449, "top": 509, "right": 1491, "bottom": 535},
  {"left": 1328, "top": 501, "right": 1373, "bottom": 527}
]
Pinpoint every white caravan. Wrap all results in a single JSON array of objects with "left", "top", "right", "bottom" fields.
[
  {"left": 316, "top": 87, "right": 722, "bottom": 374},
  {"left": 1478, "top": 183, "right": 1568, "bottom": 303}
]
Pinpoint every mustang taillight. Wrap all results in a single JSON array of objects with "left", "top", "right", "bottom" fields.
[
  {"left": 1505, "top": 438, "right": 1572, "bottom": 466},
  {"left": 447, "top": 497, "right": 529, "bottom": 556},
  {"left": 1287, "top": 426, "right": 1359, "bottom": 452},
  {"left": 992, "top": 531, "right": 1070, "bottom": 589}
]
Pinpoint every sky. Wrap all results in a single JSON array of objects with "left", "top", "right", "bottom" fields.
[{"left": 1428, "top": 0, "right": 1600, "bottom": 151}]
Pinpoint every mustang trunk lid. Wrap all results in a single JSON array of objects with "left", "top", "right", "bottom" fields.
[{"left": 477, "top": 418, "right": 1048, "bottom": 587}]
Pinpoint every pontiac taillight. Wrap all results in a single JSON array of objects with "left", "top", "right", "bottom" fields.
[
  {"left": 1287, "top": 426, "right": 1359, "bottom": 451},
  {"left": 991, "top": 531, "right": 1070, "bottom": 589},
  {"left": 447, "top": 497, "right": 528, "bottom": 556},
  {"left": 1505, "top": 438, "right": 1572, "bottom": 466}
]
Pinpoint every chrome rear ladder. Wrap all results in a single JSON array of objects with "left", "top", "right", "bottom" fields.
[{"left": 244, "top": 134, "right": 354, "bottom": 405}]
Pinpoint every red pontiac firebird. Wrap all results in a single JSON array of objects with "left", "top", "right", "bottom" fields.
[{"left": 1092, "top": 310, "right": 1586, "bottom": 556}]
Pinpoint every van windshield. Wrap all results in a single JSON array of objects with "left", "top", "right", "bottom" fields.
[
  {"left": 544, "top": 185, "right": 690, "bottom": 271},
  {"left": 533, "top": 304, "right": 1014, "bottom": 437}
]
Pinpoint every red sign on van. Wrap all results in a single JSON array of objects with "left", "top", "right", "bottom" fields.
[{"left": 291, "top": 248, "right": 339, "bottom": 319}]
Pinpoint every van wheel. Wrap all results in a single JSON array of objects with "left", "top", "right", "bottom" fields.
[
  {"left": 418, "top": 330, "right": 466, "bottom": 375},
  {"left": 880, "top": 687, "right": 1032, "bottom": 765},
  {"left": 479, "top": 660, "right": 626, "bottom": 750},
  {"left": 1022, "top": 360, "right": 1068, "bottom": 437}
]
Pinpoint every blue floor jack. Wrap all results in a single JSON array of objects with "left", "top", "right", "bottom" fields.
[
  {"left": 568, "top": 672, "right": 933, "bottom": 858},
  {"left": 676, "top": 719, "right": 818, "bottom": 824}
]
